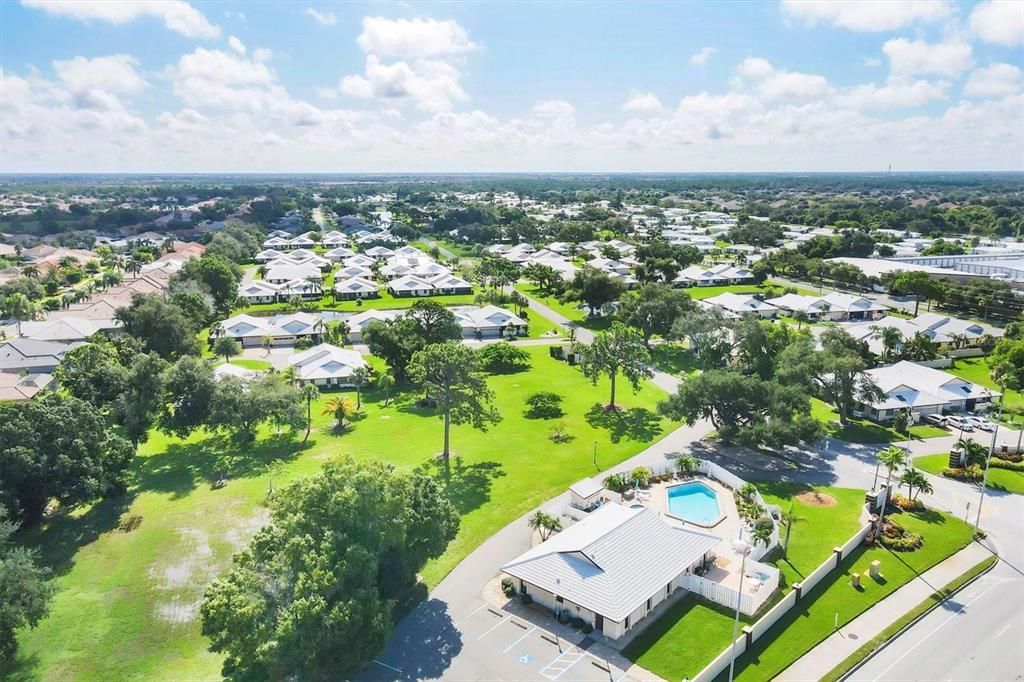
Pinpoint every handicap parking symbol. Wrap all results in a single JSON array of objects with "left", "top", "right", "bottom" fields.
[{"left": 518, "top": 654, "right": 533, "bottom": 665}]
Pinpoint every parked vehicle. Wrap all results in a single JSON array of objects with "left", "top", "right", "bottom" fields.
[
  {"left": 945, "top": 415, "right": 974, "bottom": 432},
  {"left": 967, "top": 415, "right": 996, "bottom": 431},
  {"left": 924, "top": 414, "right": 947, "bottom": 427}
]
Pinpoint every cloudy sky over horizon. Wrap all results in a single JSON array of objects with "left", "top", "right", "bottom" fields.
[{"left": 1, "top": 0, "right": 1022, "bottom": 173}]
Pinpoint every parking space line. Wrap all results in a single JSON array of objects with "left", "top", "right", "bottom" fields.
[
  {"left": 453, "top": 603, "right": 487, "bottom": 626},
  {"left": 477, "top": 614, "right": 508, "bottom": 640},
  {"left": 372, "top": 660, "right": 402, "bottom": 673},
  {"left": 553, "top": 651, "right": 588, "bottom": 680},
  {"left": 540, "top": 647, "right": 586, "bottom": 680},
  {"left": 502, "top": 625, "right": 537, "bottom": 653}
]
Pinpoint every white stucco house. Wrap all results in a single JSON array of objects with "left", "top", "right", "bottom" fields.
[
  {"left": 333, "top": 277, "right": 380, "bottom": 300},
  {"left": 855, "top": 360, "right": 999, "bottom": 422},
  {"left": 767, "top": 292, "right": 887, "bottom": 321},
  {"left": 501, "top": 504, "right": 720, "bottom": 640},
  {"left": 287, "top": 343, "right": 368, "bottom": 387},
  {"left": 700, "top": 292, "right": 778, "bottom": 318}
]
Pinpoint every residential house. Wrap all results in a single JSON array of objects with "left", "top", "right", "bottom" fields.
[
  {"left": 0, "top": 338, "right": 83, "bottom": 373},
  {"left": 336, "top": 264, "right": 374, "bottom": 280},
  {"left": 0, "top": 371, "right": 53, "bottom": 401},
  {"left": 451, "top": 305, "right": 527, "bottom": 337},
  {"left": 427, "top": 273, "right": 473, "bottom": 295},
  {"left": 325, "top": 246, "right": 357, "bottom": 262},
  {"left": 218, "top": 312, "right": 323, "bottom": 347},
  {"left": 255, "top": 249, "right": 286, "bottom": 263},
  {"left": 388, "top": 275, "right": 436, "bottom": 297},
  {"left": 675, "top": 264, "right": 755, "bottom": 287},
  {"left": 501, "top": 504, "right": 720, "bottom": 640},
  {"left": 320, "top": 231, "right": 349, "bottom": 248},
  {"left": 364, "top": 246, "right": 396, "bottom": 260},
  {"left": 855, "top": 360, "right": 998, "bottom": 423},
  {"left": 344, "top": 254, "right": 376, "bottom": 268},
  {"left": 237, "top": 280, "right": 281, "bottom": 305},
  {"left": 333, "top": 277, "right": 380, "bottom": 300},
  {"left": 264, "top": 262, "right": 322, "bottom": 285},
  {"left": 766, "top": 292, "right": 887, "bottom": 321},
  {"left": 287, "top": 343, "right": 368, "bottom": 387},
  {"left": 700, "top": 292, "right": 778, "bottom": 318}
]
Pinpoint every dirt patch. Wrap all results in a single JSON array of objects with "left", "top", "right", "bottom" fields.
[{"left": 795, "top": 491, "right": 837, "bottom": 507}]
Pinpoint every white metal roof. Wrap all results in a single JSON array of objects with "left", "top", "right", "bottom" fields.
[{"left": 502, "top": 504, "right": 721, "bottom": 621}]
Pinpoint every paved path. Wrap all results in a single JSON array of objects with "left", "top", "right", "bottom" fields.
[{"left": 776, "top": 542, "right": 995, "bottom": 681}]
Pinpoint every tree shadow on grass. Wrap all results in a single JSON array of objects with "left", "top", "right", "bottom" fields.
[
  {"left": 0, "top": 649, "right": 42, "bottom": 682},
  {"left": 134, "top": 432, "right": 311, "bottom": 500},
  {"left": 585, "top": 404, "right": 664, "bottom": 443},
  {"left": 18, "top": 492, "right": 135, "bottom": 578},
  {"left": 415, "top": 456, "right": 505, "bottom": 515}
]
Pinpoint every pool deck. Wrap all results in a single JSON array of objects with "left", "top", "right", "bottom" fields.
[{"left": 634, "top": 477, "right": 767, "bottom": 598}]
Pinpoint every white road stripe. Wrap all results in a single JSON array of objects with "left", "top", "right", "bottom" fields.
[
  {"left": 477, "top": 615, "right": 508, "bottom": 640},
  {"left": 502, "top": 625, "right": 537, "bottom": 653},
  {"left": 453, "top": 602, "right": 487, "bottom": 626},
  {"left": 372, "top": 660, "right": 402, "bottom": 673}
]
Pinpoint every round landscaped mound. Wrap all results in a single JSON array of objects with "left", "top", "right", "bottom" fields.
[{"left": 795, "top": 491, "right": 837, "bottom": 507}]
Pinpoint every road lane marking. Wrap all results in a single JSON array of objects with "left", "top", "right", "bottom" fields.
[
  {"left": 553, "top": 651, "right": 588, "bottom": 680},
  {"left": 503, "top": 625, "right": 537, "bottom": 653},
  {"left": 869, "top": 579, "right": 1004, "bottom": 681}
]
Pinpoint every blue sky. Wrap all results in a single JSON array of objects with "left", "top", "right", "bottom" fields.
[{"left": 1, "top": 0, "right": 1022, "bottom": 172}]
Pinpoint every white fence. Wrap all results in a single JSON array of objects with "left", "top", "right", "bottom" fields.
[
  {"left": 686, "top": 573, "right": 758, "bottom": 616},
  {"left": 949, "top": 347, "right": 985, "bottom": 358},
  {"left": 689, "top": 513, "right": 875, "bottom": 682}
]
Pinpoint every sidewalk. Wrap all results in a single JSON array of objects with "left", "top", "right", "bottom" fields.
[{"left": 776, "top": 541, "right": 994, "bottom": 681}]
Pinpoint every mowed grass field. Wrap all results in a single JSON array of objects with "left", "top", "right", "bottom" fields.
[
  {"left": 7, "top": 346, "right": 668, "bottom": 681},
  {"left": 914, "top": 453, "right": 1024, "bottom": 495}
]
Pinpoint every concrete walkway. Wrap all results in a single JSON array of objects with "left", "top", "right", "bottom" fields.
[{"left": 776, "top": 541, "right": 996, "bottom": 681}]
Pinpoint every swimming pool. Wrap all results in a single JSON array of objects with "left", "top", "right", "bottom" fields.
[{"left": 666, "top": 481, "right": 722, "bottom": 526}]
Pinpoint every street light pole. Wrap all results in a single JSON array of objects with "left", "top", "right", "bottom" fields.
[
  {"left": 728, "top": 539, "right": 753, "bottom": 682},
  {"left": 975, "top": 388, "right": 1004, "bottom": 532}
]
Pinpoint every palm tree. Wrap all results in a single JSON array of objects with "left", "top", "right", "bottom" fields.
[
  {"left": 792, "top": 310, "right": 809, "bottom": 330},
  {"left": 900, "top": 469, "right": 933, "bottom": 501},
  {"left": 878, "top": 445, "right": 908, "bottom": 490},
  {"left": 126, "top": 258, "right": 142, "bottom": 276},
  {"left": 325, "top": 320, "right": 350, "bottom": 347},
  {"left": 351, "top": 365, "right": 371, "bottom": 409},
  {"left": 959, "top": 438, "right": 988, "bottom": 468},
  {"left": 675, "top": 455, "right": 700, "bottom": 477},
  {"left": 872, "top": 326, "right": 903, "bottom": 362},
  {"left": 300, "top": 383, "right": 320, "bottom": 442},
  {"left": 949, "top": 333, "right": 969, "bottom": 350},
  {"left": 322, "top": 396, "right": 357, "bottom": 430},
  {"left": 3, "top": 293, "right": 37, "bottom": 336},
  {"left": 751, "top": 523, "right": 773, "bottom": 548},
  {"left": 528, "top": 510, "right": 562, "bottom": 541},
  {"left": 376, "top": 372, "right": 395, "bottom": 406},
  {"left": 20, "top": 264, "right": 39, "bottom": 280}
]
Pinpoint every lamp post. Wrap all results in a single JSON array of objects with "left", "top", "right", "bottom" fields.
[
  {"left": 728, "top": 538, "right": 753, "bottom": 682},
  {"left": 975, "top": 387, "right": 1005, "bottom": 532}
]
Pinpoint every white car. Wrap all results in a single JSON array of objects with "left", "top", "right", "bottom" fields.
[
  {"left": 945, "top": 415, "right": 975, "bottom": 432},
  {"left": 924, "top": 414, "right": 947, "bottom": 427},
  {"left": 967, "top": 415, "right": 996, "bottom": 432}
]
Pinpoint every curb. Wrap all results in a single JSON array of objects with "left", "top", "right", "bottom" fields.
[{"left": 838, "top": 547, "right": 999, "bottom": 681}]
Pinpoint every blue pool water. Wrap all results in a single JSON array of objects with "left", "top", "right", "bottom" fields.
[{"left": 667, "top": 482, "right": 721, "bottom": 525}]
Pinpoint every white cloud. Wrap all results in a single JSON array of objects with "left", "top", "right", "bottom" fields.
[
  {"left": 883, "top": 38, "right": 973, "bottom": 78},
  {"left": 316, "top": 87, "right": 339, "bottom": 100},
  {"left": 735, "top": 57, "right": 830, "bottom": 101},
  {"left": 228, "top": 36, "right": 246, "bottom": 55},
  {"left": 22, "top": 0, "right": 220, "bottom": 38},
  {"left": 838, "top": 77, "right": 949, "bottom": 109},
  {"left": 689, "top": 47, "right": 717, "bottom": 66},
  {"left": 52, "top": 54, "right": 146, "bottom": 94},
  {"left": 969, "top": 1, "right": 1024, "bottom": 46},
  {"left": 780, "top": 0, "right": 952, "bottom": 32},
  {"left": 532, "top": 100, "right": 575, "bottom": 119},
  {"left": 623, "top": 91, "right": 663, "bottom": 113},
  {"left": 964, "top": 63, "right": 1023, "bottom": 98},
  {"left": 303, "top": 7, "right": 336, "bottom": 26},
  {"left": 356, "top": 16, "right": 477, "bottom": 58},
  {"left": 340, "top": 55, "right": 467, "bottom": 112}
]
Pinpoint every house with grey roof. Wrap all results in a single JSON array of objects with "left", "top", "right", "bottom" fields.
[
  {"left": 1, "top": 338, "right": 83, "bottom": 373},
  {"left": 501, "top": 503, "right": 720, "bottom": 639}
]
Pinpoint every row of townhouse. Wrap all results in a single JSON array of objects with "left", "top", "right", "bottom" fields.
[
  {"left": 856, "top": 360, "right": 998, "bottom": 423},
  {"left": 839, "top": 313, "right": 1004, "bottom": 355},
  {"left": 699, "top": 291, "right": 889, "bottom": 321},
  {"left": 674, "top": 263, "right": 755, "bottom": 287},
  {"left": 218, "top": 305, "right": 527, "bottom": 347}
]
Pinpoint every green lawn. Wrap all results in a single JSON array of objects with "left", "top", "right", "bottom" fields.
[
  {"left": 812, "top": 399, "right": 949, "bottom": 444},
  {"left": 228, "top": 358, "right": 273, "bottom": 371},
  {"left": 625, "top": 483, "right": 865, "bottom": 680},
  {"left": 681, "top": 280, "right": 820, "bottom": 301},
  {"left": 648, "top": 343, "right": 699, "bottom": 376},
  {"left": 513, "top": 282, "right": 614, "bottom": 331},
  {"left": 728, "top": 509, "right": 975, "bottom": 682},
  {"left": 411, "top": 239, "right": 477, "bottom": 258},
  {"left": 914, "top": 453, "right": 1024, "bottom": 494},
  {"left": 8, "top": 346, "right": 668, "bottom": 681},
  {"left": 948, "top": 357, "right": 1024, "bottom": 413}
]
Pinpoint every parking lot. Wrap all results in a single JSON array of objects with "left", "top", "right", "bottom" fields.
[{"left": 361, "top": 601, "right": 640, "bottom": 682}]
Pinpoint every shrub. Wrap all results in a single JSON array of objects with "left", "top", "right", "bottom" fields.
[
  {"left": 631, "top": 466, "right": 651, "bottom": 488},
  {"left": 603, "top": 473, "right": 628, "bottom": 493},
  {"left": 479, "top": 342, "right": 531, "bottom": 373},
  {"left": 501, "top": 577, "right": 516, "bottom": 597},
  {"left": 754, "top": 515, "right": 774, "bottom": 533},
  {"left": 991, "top": 457, "right": 1024, "bottom": 472},
  {"left": 570, "top": 617, "right": 585, "bottom": 629},
  {"left": 675, "top": 455, "right": 700, "bottom": 476},
  {"left": 891, "top": 492, "right": 924, "bottom": 511},
  {"left": 549, "top": 421, "right": 573, "bottom": 443},
  {"left": 879, "top": 521, "right": 924, "bottom": 551},
  {"left": 943, "top": 465, "right": 983, "bottom": 481},
  {"left": 526, "top": 391, "right": 564, "bottom": 418},
  {"left": 997, "top": 451, "right": 1023, "bottom": 463},
  {"left": 294, "top": 336, "right": 315, "bottom": 350},
  {"left": 582, "top": 623, "right": 594, "bottom": 634}
]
